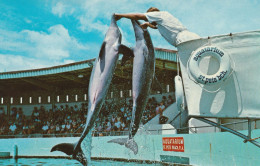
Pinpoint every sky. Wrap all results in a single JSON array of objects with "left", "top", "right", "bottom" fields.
[{"left": 0, "top": 0, "right": 259, "bottom": 72}]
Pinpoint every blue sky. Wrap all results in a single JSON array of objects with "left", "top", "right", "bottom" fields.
[{"left": 0, "top": 0, "right": 259, "bottom": 72}]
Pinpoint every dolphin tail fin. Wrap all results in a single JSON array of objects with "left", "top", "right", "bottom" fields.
[
  {"left": 107, "top": 138, "right": 138, "bottom": 155},
  {"left": 51, "top": 142, "right": 88, "bottom": 165},
  {"left": 73, "top": 145, "right": 88, "bottom": 166},
  {"left": 51, "top": 143, "right": 75, "bottom": 155},
  {"left": 119, "top": 44, "right": 134, "bottom": 66}
]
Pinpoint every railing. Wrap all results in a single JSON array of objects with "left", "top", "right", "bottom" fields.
[{"left": 0, "top": 119, "right": 258, "bottom": 139}]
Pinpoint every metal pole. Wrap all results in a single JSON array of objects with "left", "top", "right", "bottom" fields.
[
  {"left": 196, "top": 117, "right": 260, "bottom": 148},
  {"left": 13, "top": 145, "right": 18, "bottom": 159},
  {"left": 248, "top": 119, "right": 252, "bottom": 139}
]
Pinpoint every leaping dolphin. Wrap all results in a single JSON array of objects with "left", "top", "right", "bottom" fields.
[
  {"left": 51, "top": 14, "right": 133, "bottom": 165},
  {"left": 108, "top": 20, "right": 155, "bottom": 155}
]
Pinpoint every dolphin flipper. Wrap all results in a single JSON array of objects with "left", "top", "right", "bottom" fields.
[
  {"left": 119, "top": 44, "right": 134, "bottom": 66},
  {"left": 51, "top": 143, "right": 87, "bottom": 165},
  {"left": 108, "top": 138, "right": 138, "bottom": 155},
  {"left": 99, "top": 42, "right": 106, "bottom": 72}
]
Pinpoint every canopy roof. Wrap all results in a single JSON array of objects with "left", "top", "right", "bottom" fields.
[{"left": 0, "top": 48, "right": 178, "bottom": 96}]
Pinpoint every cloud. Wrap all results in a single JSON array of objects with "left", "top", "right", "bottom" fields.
[
  {"left": 22, "top": 25, "right": 72, "bottom": 60},
  {"left": 24, "top": 18, "right": 32, "bottom": 24},
  {"left": 0, "top": 54, "right": 59, "bottom": 72},
  {"left": 50, "top": 0, "right": 260, "bottom": 39},
  {"left": 51, "top": 2, "right": 73, "bottom": 18},
  {"left": 25, "top": 24, "right": 89, "bottom": 60},
  {"left": 50, "top": 0, "right": 148, "bottom": 34},
  {"left": 0, "top": 25, "right": 90, "bottom": 71},
  {"left": 49, "top": 0, "right": 185, "bottom": 50}
]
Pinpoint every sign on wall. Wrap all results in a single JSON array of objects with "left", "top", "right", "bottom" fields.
[{"left": 162, "top": 137, "right": 184, "bottom": 152}]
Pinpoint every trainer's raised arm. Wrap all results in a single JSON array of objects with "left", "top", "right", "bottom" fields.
[{"left": 115, "top": 13, "right": 148, "bottom": 21}]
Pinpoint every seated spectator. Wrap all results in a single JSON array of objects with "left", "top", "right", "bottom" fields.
[
  {"left": 97, "top": 124, "right": 103, "bottom": 132},
  {"left": 66, "top": 113, "right": 72, "bottom": 123},
  {"left": 53, "top": 105, "right": 58, "bottom": 112},
  {"left": 61, "top": 122, "right": 66, "bottom": 133},
  {"left": 151, "top": 97, "right": 157, "bottom": 106},
  {"left": 0, "top": 107, "right": 5, "bottom": 120},
  {"left": 48, "top": 123, "right": 55, "bottom": 134},
  {"left": 55, "top": 124, "right": 60, "bottom": 134},
  {"left": 16, "top": 108, "right": 24, "bottom": 122},
  {"left": 29, "top": 122, "right": 35, "bottom": 134},
  {"left": 126, "top": 115, "right": 131, "bottom": 122},
  {"left": 124, "top": 120, "right": 130, "bottom": 131},
  {"left": 116, "top": 113, "right": 122, "bottom": 122},
  {"left": 124, "top": 110, "right": 128, "bottom": 119},
  {"left": 9, "top": 122, "right": 17, "bottom": 135},
  {"left": 80, "top": 103, "right": 85, "bottom": 111},
  {"left": 70, "top": 106, "right": 75, "bottom": 113},
  {"left": 102, "top": 101, "right": 110, "bottom": 117},
  {"left": 66, "top": 122, "right": 71, "bottom": 133},
  {"left": 48, "top": 109, "right": 54, "bottom": 121},
  {"left": 160, "top": 102, "right": 166, "bottom": 112},
  {"left": 22, "top": 123, "right": 29, "bottom": 135},
  {"left": 120, "top": 105, "right": 125, "bottom": 113},
  {"left": 147, "top": 98, "right": 152, "bottom": 108},
  {"left": 111, "top": 115, "right": 116, "bottom": 124},
  {"left": 39, "top": 106, "right": 46, "bottom": 121},
  {"left": 105, "top": 119, "right": 111, "bottom": 132},
  {"left": 42, "top": 122, "right": 49, "bottom": 134},
  {"left": 32, "top": 107, "right": 40, "bottom": 120},
  {"left": 60, "top": 105, "right": 64, "bottom": 112},
  {"left": 162, "top": 96, "right": 167, "bottom": 106},
  {"left": 158, "top": 102, "right": 165, "bottom": 117},
  {"left": 148, "top": 113, "right": 153, "bottom": 121},
  {"left": 74, "top": 105, "right": 79, "bottom": 112},
  {"left": 38, "top": 121, "right": 44, "bottom": 133},
  {"left": 142, "top": 107, "right": 149, "bottom": 124},
  {"left": 10, "top": 107, "right": 17, "bottom": 120},
  {"left": 155, "top": 103, "right": 160, "bottom": 115},
  {"left": 79, "top": 123, "right": 85, "bottom": 133},
  {"left": 120, "top": 119, "right": 126, "bottom": 131},
  {"left": 0, "top": 123, "right": 7, "bottom": 135},
  {"left": 167, "top": 95, "right": 174, "bottom": 105},
  {"left": 114, "top": 119, "right": 121, "bottom": 131},
  {"left": 71, "top": 120, "right": 78, "bottom": 131},
  {"left": 65, "top": 104, "right": 69, "bottom": 110}
]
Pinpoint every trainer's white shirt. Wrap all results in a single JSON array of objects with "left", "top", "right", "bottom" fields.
[{"left": 145, "top": 11, "right": 200, "bottom": 46}]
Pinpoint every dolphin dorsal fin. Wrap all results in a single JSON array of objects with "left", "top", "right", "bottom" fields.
[{"left": 119, "top": 44, "right": 134, "bottom": 66}]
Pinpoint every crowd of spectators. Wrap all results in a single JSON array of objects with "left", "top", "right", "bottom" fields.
[
  {"left": 0, "top": 104, "right": 87, "bottom": 136},
  {"left": 0, "top": 94, "right": 174, "bottom": 137}
]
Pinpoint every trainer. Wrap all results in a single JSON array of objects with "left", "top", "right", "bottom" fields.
[{"left": 115, "top": 7, "right": 200, "bottom": 47}]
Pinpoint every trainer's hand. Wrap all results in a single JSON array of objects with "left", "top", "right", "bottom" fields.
[
  {"left": 140, "top": 22, "right": 148, "bottom": 29},
  {"left": 115, "top": 14, "right": 122, "bottom": 21}
]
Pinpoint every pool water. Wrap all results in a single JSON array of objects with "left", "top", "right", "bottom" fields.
[{"left": 0, "top": 158, "right": 163, "bottom": 166}]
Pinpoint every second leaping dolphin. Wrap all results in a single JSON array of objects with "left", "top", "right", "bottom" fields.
[
  {"left": 51, "top": 14, "right": 134, "bottom": 165},
  {"left": 108, "top": 20, "right": 155, "bottom": 155}
]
